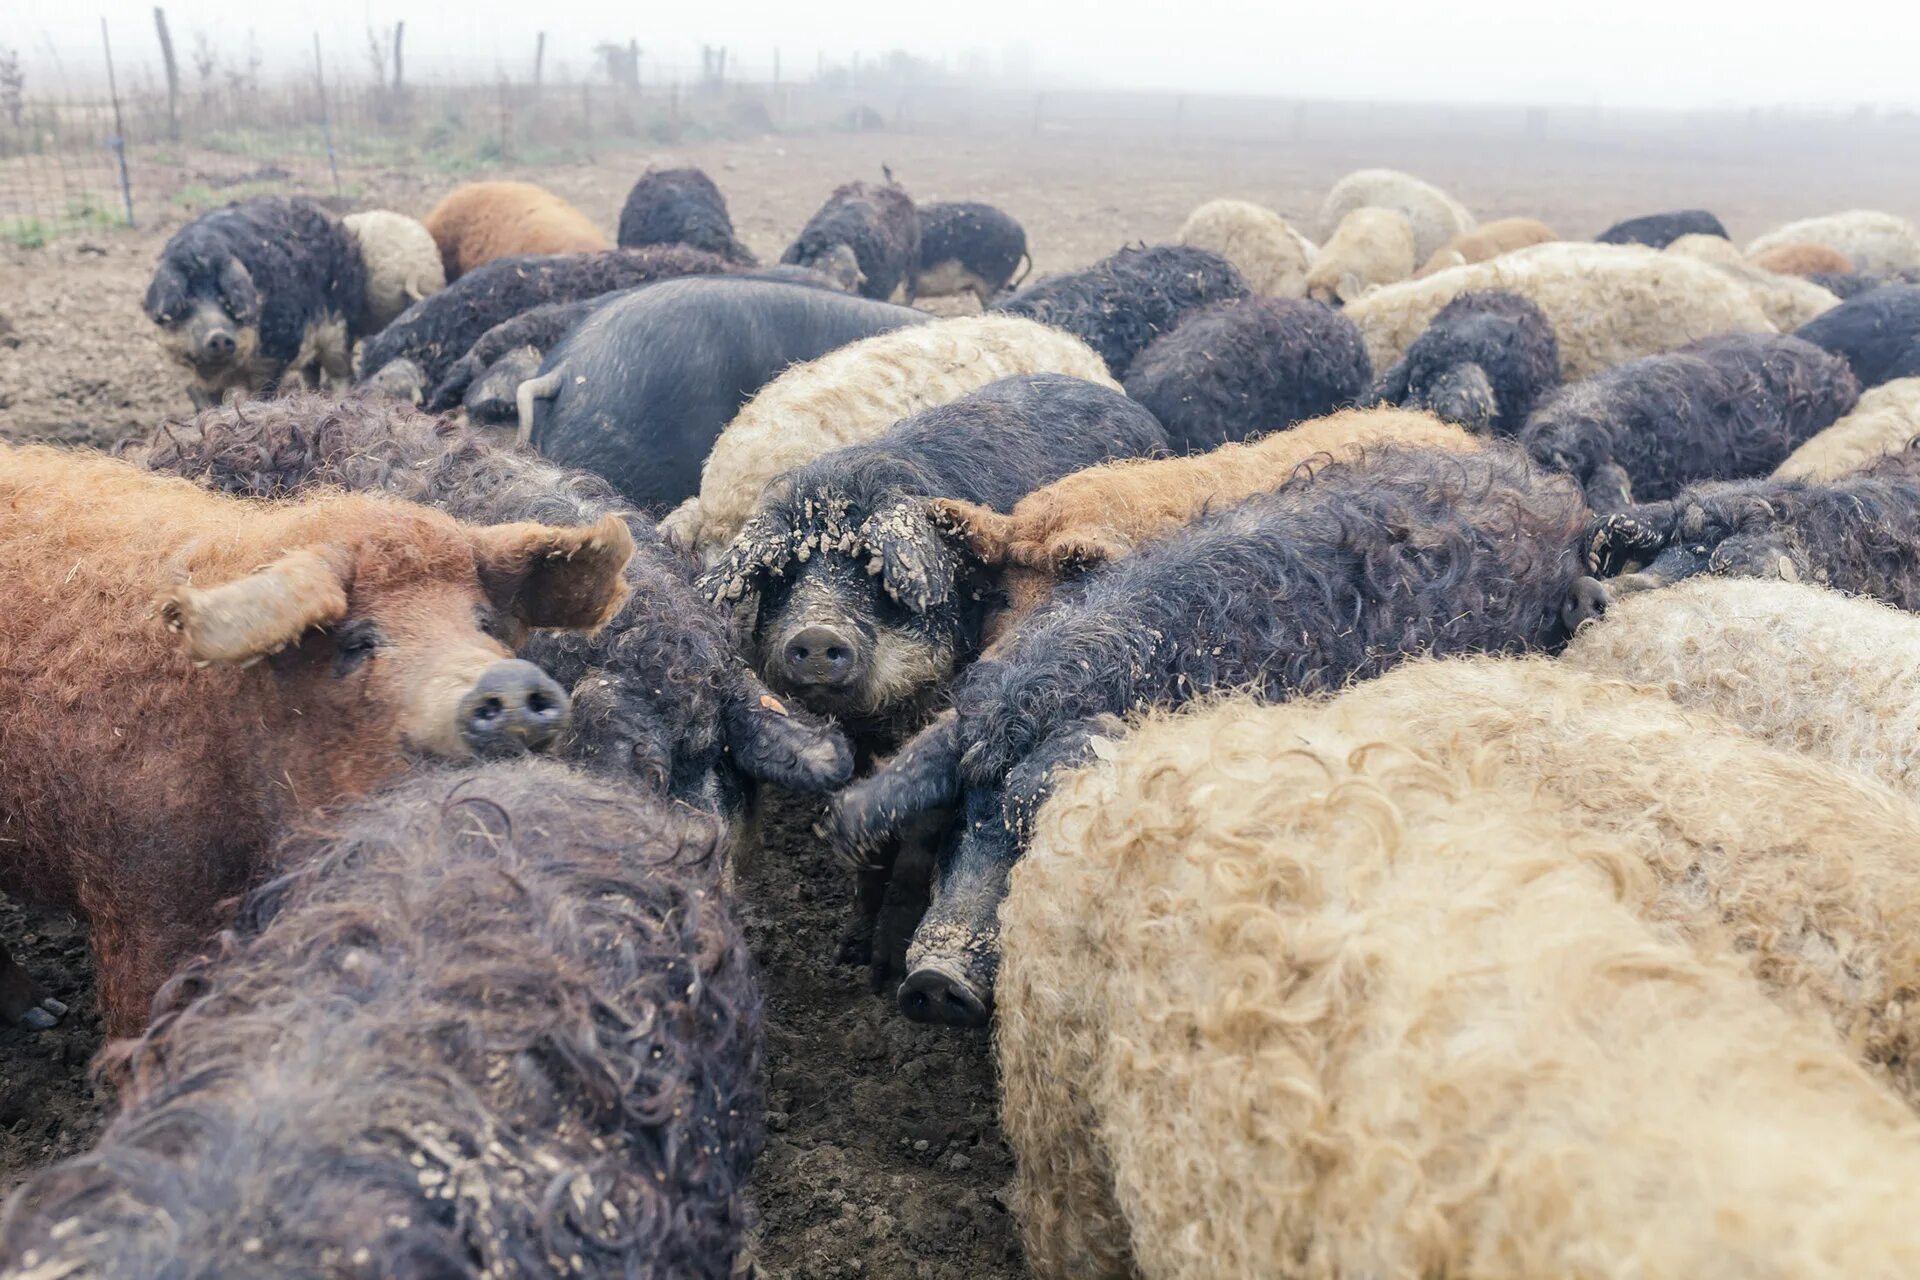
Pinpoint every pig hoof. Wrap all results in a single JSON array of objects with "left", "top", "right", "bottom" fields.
[{"left": 898, "top": 966, "right": 990, "bottom": 1028}]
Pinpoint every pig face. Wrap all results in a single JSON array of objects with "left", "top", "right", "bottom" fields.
[
  {"left": 702, "top": 499, "right": 976, "bottom": 737},
  {"left": 160, "top": 504, "right": 635, "bottom": 767},
  {"left": 145, "top": 254, "right": 264, "bottom": 384}
]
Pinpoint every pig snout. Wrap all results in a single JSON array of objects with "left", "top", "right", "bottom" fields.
[
  {"left": 898, "top": 963, "right": 990, "bottom": 1028},
  {"left": 197, "top": 328, "right": 237, "bottom": 360},
  {"left": 456, "top": 659, "right": 571, "bottom": 756},
  {"left": 779, "top": 624, "right": 863, "bottom": 689}
]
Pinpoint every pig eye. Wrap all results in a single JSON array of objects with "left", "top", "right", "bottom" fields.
[
  {"left": 332, "top": 619, "right": 384, "bottom": 677},
  {"left": 475, "top": 605, "right": 515, "bottom": 645}
]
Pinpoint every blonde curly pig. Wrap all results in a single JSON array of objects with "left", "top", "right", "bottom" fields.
[
  {"left": 1315, "top": 166, "right": 1475, "bottom": 263},
  {"left": 1304, "top": 207, "right": 1415, "bottom": 304},
  {"left": 1002, "top": 683, "right": 1920, "bottom": 1280},
  {"left": 1564, "top": 577, "right": 1920, "bottom": 789},
  {"left": 1662, "top": 236, "right": 1840, "bottom": 330},
  {"left": 1747, "top": 210, "right": 1920, "bottom": 276},
  {"left": 1344, "top": 241, "right": 1775, "bottom": 379},
  {"left": 1175, "top": 199, "right": 1313, "bottom": 297},
  {"left": 661, "top": 314, "right": 1117, "bottom": 559},
  {"left": 1774, "top": 377, "right": 1920, "bottom": 480},
  {"left": 342, "top": 210, "right": 447, "bottom": 333}
]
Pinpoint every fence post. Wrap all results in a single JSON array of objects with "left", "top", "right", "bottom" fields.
[
  {"left": 153, "top": 7, "right": 180, "bottom": 141},
  {"left": 313, "top": 34, "right": 341, "bottom": 198},
  {"left": 99, "top": 19, "right": 136, "bottom": 226},
  {"left": 533, "top": 32, "right": 545, "bottom": 92},
  {"left": 498, "top": 77, "right": 512, "bottom": 163},
  {"left": 392, "top": 20, "right": 405, "bottom": 91},
  {"left": 581, "top": 82, "right": 592, "bottom": 160}
]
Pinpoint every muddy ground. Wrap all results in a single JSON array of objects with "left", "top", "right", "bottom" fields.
[{"left": 3, "top": 114, "right": 1919, "bottom": 1276}]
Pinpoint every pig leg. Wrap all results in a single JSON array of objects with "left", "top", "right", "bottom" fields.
[
  {"left": 836, "top": 864, "right": 888, "bottom": 967},
  {"left": 897, "top": 787, "right": 1016, "bottom": 1028},
  {"left": 867, "top": 811, "right": 945, "bottom": 994},
  {"left": 822, "top": 712, "right": 962, "bottom": 869},
  {"left": 0, "top": 938, "right": 66, "bottom": 1030}
]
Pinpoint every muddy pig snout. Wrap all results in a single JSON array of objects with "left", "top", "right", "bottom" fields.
[
  {"left": 456, "top": 659, "right": 571, "bottom": 756},
  {"left": 898, "top": 964, "right": 991, "bottom": 1028},
  {"left": 780, "top": 624, "right": 863, "bottom": 689}
]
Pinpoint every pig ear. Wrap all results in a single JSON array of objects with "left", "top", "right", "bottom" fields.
[
  {"left": 695, "top": 511, "right": 796, "bottom": 610},
  {"left": 471, "top": 514, "right": 635, "bottom": 632},
  {"left": 159, "top": 547, "right": 350, "bottom": 666},
  {"left": 217, "top": 256, "right": 261, "bottom": 325},
  {"left": 927, "top": 499, "right": 1012, "bottom": 568},
  {"left": 144, "top": 263, "right": 189, "bottom": 323},
  {"left": 860, "top": 500, "right": 955, "bottom": 615}
]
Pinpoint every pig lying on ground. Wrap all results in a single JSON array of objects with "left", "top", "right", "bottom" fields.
[
  {"left": 1794, "top": 284, "right": 1920, "bottom": 387},
  {"left": 1594, "top": 207, "right": 1728, "bottom": 248},
  {"left": 144, "top": 196, "right": 368, "bottom": 409},
  {"left": 0, "top": 442, "right": 632, "bottom": 1034},
  {"left": 1369, "top": 290, "right": 1560, "bottom": 435},
  {"left": 0, "top": 760, "right": 764, "bottom": 1280}
]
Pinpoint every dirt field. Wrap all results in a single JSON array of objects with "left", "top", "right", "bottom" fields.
[{"left": 3, "top": 114, "right": 1919, "bottom": 1277}]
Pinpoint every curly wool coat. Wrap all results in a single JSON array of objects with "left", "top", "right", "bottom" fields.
[
  {"left": 0, "top": 761, "right": 764, "bottom": 1280},
  {"left": 781, "top": 178, "right": 920, "bottom": 302},
  {"left": 1370, "top": 289, "right": 1560, "bottom": 436},
  {"left": 618, "top": 166, "right": 757, "bottom": 264}
]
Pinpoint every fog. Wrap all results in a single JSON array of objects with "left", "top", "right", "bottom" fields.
[{"left": 11, "top": 0, "right": 1920, "bottom": 110}]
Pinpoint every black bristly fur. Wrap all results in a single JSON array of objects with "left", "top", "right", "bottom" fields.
[
  {"left": 427, "top": 297, "right": 601, "bottom": 412},
  {"left": 1370, "top": 290, "right": 1561, "bottom": 436},
  {"left": 355, "top": 245, "right": 732, "bottom": 392},
  {"left": 1122, "top": 296, "right": 1373, "bottom": 452},
  {"left": 1795, "top": 284, "right": 1920, "bottom": 388},
  {"left": 916, "top": 201, "right": 1030, "bottom": 300},
  {"left": 1519, "top": 332, "right": 1861, "bottom": 513},
  {"left": 992, "top": 244, "right": 1249, "bottom": 381},
  {"left": 0, "top": 761, "right": 762, "bottom": 1280},
  {"left": 618, "top": 167, "right": 758, "bottom": 265},
  {"left": 1594, "top": 208, "right": 1728, "bottom": 248}
]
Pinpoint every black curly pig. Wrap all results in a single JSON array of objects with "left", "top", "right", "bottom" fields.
[
  {"left": 1122, "top": 296, "right": 1372, "bottom": 452},
  {"left": 618, "top": 166, "right": 758, "bottom": 265},
  {"left": 827, "top": 441, "right": 1596, "bottom": 1025},
  {"left": 128, "top": 394, "right": 853, "bottom": 820},
  {"left": 0, "top": 759, "right": 763, "bottom": 1280},
  {"left": 143, "top": 196, "right": 368, "bottom": 409},
  {"left": 781, "top": 177, "right": 920, "bottom": 302},
  {"left": 1370, "top": 290, "right": 1561, "bottom": 436},
  {"left": 915, "top": 201, "right": 1032, "bottom": 306},
  {"left": 1519, "top": 332, "right": 1860, "bottom": 513},
  {"left": 992, "top": 243, "right": 1248, "bottom": 380},
  {"left": 1594, "top": 208, "right": 1729, "bottom": 248},
  {"left": 1795, "top": 284, "right": 1920, "bottom": 388}
]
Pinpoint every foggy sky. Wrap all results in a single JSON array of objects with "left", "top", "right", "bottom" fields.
[{"left": 12, "top": 0, "right": 1920, "bottom": 110}]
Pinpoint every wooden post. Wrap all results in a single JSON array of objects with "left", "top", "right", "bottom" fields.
[
  {"left": 313, "top": 34, "right": 341, "bottom": 197},
  {"left": 100, "top": 19, "right": 136, "bottom": 225},
  {"left": 153, "top": 7, "right": 180, "bottom": 141},
  {"left": 498, "top": 76, "right": 512, "bottom": 162},
  {"left": 581, "top": 81, "right": 592, "bottom": 159},
  {"left": 533, "top": 31, "right": 545, "bottom": 93},
  {"left": 392, "top": 20, "right": 405, "bottom": 91}
]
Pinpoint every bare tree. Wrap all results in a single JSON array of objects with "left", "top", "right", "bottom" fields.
[{"left": 593, "top": 40, "right": 640, "bottom": 87}]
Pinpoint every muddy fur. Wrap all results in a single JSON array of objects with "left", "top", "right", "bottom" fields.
[
  {"left": 1315, "top": 167, "right": 1475, "bottom": 263},
  {"left": 1583, "top": 464, "right": 1920, "bottom": 609},
  {"left": 1775, "top": 377, "right": 1920, "bottom": 480},
  {"left": 930, "top": 407, "right": 1480, "bottom": 630},
  {"left": 355, "top": 245, "right": 732, "bottom": 399},
  {"left": 0, "top": 760, "right": 762, "bottom": 1280},
  {"left": 667, "top": 314, "right": 1117, "bottom": 558},
  {"left": 128, "top": 394, "right": 853, "bottom": 809},
  {"left": 1748, "top": 210, "right": 1920, "bottom": 277},
  {"left": 1370, "top": 290, "right": 1559, "bottom": 436},
  {"left": 1519, "top": 332, "right": 1861, "bottom": 511},
  {"left": 1344, "top": 241, "right": 1775, "bottom": 380},
  {"left": 1595, "top": 207, "right": 1728, "bottom": 248},
  {"left": 427, "top": 297, "right": 600, "bottom": 416},
  {"left": 1414, "top": 216, "right": 1557, "bottom": 277},
  {"left": 1795, "top": 284, "right": 1920, "bottom": 388},
  {"left": 1176, "top": 199, "right": 1312, "bottom": 298},
  {"left": 992, "top": 244, "right": 1249, "bottom": 381},
  {"left": 1001, "top": 673, "right": 1920, "bottom": 1279},
  {"left": 424, "top": 180, "right": 612, "bottom": 280},
  {"left": 341, "top": 209, "right": 446, "bottom": 335},
  {"left": 701, "top": 375, "right": 1166, "bottom": 741},
  {"left": 617, "top": 166, "right": 757, "bottom": 265},
  {"left": 1752, "top": 242, "right": 1856, "bottom": 276},
  {"left": 781, "top": 178, "right": 920, "bottom": 302},
  {"left": 914, "top": 202, "right": 1030, "bottom": 306},
  {"left": 0, "top": 443, "right": 632, "bottom": 1033},
  {"left": 1565, "top": 577, "right": 1920, "bottom": 795},
  {"left": 1304, "top": 207, "right": 1416, "bottom": 304},
  {"left": 1121, "top": 297, "right": 1371, "bottom": 452},
  {"left": 144, "top": 196, "right": 368, "bottom": 405}
]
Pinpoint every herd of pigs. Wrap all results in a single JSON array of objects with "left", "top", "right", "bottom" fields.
[{"left": 7, "top": 159, "right": 1920, "bottom": 1276}]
